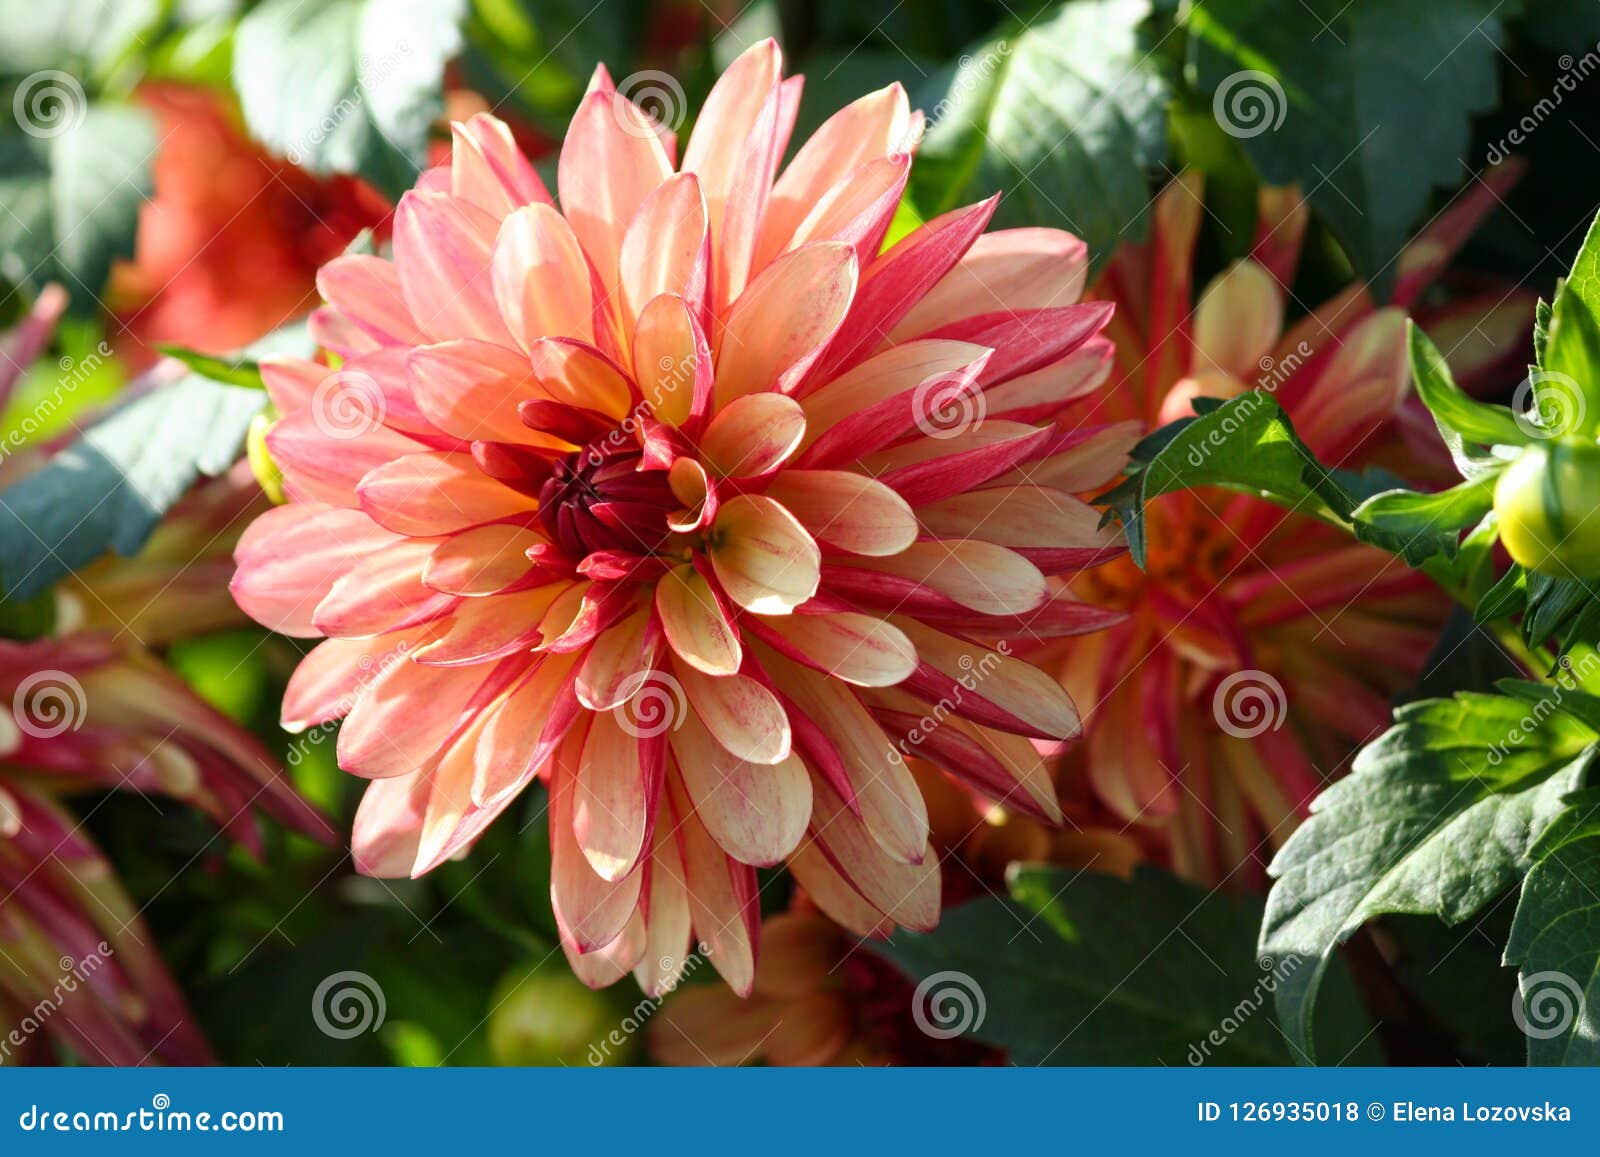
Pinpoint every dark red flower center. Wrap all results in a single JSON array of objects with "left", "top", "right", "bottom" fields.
[{"left": 538, "top": 437, "right": 677, "bottom": 560}]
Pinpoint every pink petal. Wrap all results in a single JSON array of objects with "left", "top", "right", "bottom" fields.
[{"left": 392, "top": 190, "right": 516, "bottom": 346}]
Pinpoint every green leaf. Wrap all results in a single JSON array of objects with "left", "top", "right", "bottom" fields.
[
  {"left": 233, "top": 0, "right": 465, "bottom": 199},
  {"left": 1498, "top": 674, "right": 1600, "bottom": 737},
  {"left": 0, "top": 104, "right": 155, "bottom": 316},
  {"left": 1523, "top": 571, "right": 1600, "bottom": 654},
  {"left": 1187, "top": 0, "right": 1512, "bottom": 294},
  {"left": 1099, "top": 392, "right": 1355, "bottom": 567},
  {"left": 909, "top": 0, "right": 1169, "bottom": 272},
  {"left": 1506, "top": 788, "right": 1600, "bottom": 1064},
  {"left": 1261, "top": 693, "right": 1593, "bottom": 1061},
  {"left": 1350, "top": 474, "right": 1496, "bottom": 567},
  {"left": 1407, "top": 322, "right": 1527, "bottom": 476},
  {"left": 156, "top": 345, "right": 268, "bottom": 390},
  {"left": 877, "top": 864, "right": 1375, "bottom": 1065}
]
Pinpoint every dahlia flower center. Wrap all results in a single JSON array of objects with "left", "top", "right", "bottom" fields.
[{"left": 537, "top": 438, "right": 678, "bottom": 560}]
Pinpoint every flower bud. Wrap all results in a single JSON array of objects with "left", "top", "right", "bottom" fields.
[
  {"left": 486, "top": 962, "right": 634, "bottom": 1067},
  {"left": 1493, "top": 439, "right": 1600, "bottom": 578}
]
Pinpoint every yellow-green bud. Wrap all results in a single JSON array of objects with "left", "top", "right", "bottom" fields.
[
  {"left": 486, "top": 962, "right": 634, "bottom": 1067},
  {"left": 1493, "top": 438, "right": 1600, "bottom": 579}
]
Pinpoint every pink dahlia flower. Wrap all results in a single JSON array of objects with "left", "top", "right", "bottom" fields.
[
  {"left": 1053, "top": 171, "right": 1528, "bottom": 885},
  {"left": 232, "top": 41, "right": 1131, "bottom": 994}
]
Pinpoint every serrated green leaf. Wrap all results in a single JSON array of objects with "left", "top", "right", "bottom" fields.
[
  {"left": 1261, "top": 692, "right": 1593, "bottom": 1061},
  {"left": 1099, "top": 391, "right": 1355, "bottom": 567},
  {"left": 909, "top": 0, "right": 1169, "bottom": 271},
  {"left": 877, "top": 864, "right": 1375, "bottom": 1065},
  {"left": 1350, "top": 473, "right": 1495, "bottom": 567},
  {"left": 233, "top": 0, "right": 465, "bottom": 199},
  {"left": 1506, "top": 788, "right": 1600, "bottom": 1064},
  {"left": 1187, "top": 0, "right": 1512, "bottom": 295}
]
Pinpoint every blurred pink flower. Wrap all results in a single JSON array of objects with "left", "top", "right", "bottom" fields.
[{"left": 1047, "top": 171, "right": 1529, "bottom": 885}]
